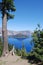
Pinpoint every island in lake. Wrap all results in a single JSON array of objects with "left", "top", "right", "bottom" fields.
[{"left": 0, "top": 28, "right": 32, "bottom": 38}]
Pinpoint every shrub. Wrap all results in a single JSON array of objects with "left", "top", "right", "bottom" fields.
[{"left": 8, "top": 44, "right": 13, "bottom": 51}]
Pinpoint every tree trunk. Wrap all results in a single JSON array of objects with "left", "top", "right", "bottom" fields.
[{"left": 2, "top": 13, "right": 9, "bottom": 56}]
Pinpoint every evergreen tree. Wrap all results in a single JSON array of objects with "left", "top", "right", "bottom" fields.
[
  {"left": 0, "top": 0, "right": 16, "bottom": 56},
  {"left": 32, "top": 25, "right": 43, "bottom": 62}
]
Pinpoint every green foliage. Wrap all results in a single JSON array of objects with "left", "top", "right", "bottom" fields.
[
  {"left": 30, "top": 25, "right": 43, "bottom": 62},
  {"left": 16, "top": 48, "right": 28, "bottom": 58},
  {"left": 0, "top": 0, "right": 16, "bottom": 20},
  {"left": 21, "top": 43, "right": 28, "bottom": 58},
  {"left": 15, "top": 43, "right": 28, "bottom": 59},
  {"left": 15, "top": 48, "right": 21, "bottom": 56},
  {"left": 21, "top": 49, "right": 27, "bottom": 58},
  {"left": 8, "top": 44, "right": 13, "bottom": 51}
]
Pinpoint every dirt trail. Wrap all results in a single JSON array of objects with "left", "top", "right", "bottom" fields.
[{"left": 0, "top": 54, "right": 35, "bottom": 65}]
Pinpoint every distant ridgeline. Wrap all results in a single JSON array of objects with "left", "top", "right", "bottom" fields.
[
  {"left": 0, "top": 28, "right": 32, "bottom": 38},
  {"left": 8, "top": 33, "right": 29, "bottom": 38}
]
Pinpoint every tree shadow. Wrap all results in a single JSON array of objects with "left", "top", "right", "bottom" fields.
[{"left": 27, "top": 56, "right": 43, "bottom": 65}]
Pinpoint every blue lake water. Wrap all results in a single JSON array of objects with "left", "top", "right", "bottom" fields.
[{"left": 8, "top": 37, "right": 34, "bottom": 52}]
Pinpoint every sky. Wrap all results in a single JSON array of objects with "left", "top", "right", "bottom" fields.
[{"left": 0, "top": 0, "right": 43, "bottom": 31}]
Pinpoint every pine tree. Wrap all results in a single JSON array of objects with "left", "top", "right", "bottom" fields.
[
  {"left": 0, "top": 0, "right": 16, "bottom": 56},
  {"left": 32, "top": 25, "right": 43, "bottom": 62}
]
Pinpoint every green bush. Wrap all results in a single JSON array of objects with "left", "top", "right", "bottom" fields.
[
  {"left": 15, "top": 43, "right": 28, "bottom": 59},
  {"left": 21, "top": 42, "right": 28, "bottom": 58},
  {"left": 21, "top": 48, "right": 28, "bottom": 58},
  {"left": 8, "top": 44, "right": 13, "bottom": 51},
  {"left": 15, "top": 48, "right": 21, "bottom": 56}
]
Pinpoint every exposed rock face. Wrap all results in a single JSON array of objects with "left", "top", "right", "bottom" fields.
[{"left": 0, "top": 28, "right": 32, "bottom": 36}]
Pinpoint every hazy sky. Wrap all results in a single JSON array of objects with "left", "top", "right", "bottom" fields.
[{"left": 0, "top": 0, "right": 43, "bottom": 31}]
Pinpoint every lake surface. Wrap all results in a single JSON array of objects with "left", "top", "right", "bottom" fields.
[{"left": 8, "top": 37, "right": 34, "bottom": 52}]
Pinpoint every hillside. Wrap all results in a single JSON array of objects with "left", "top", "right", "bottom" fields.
[{"left": 0, "top": 28, "right": 32, "bottom": 37}]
